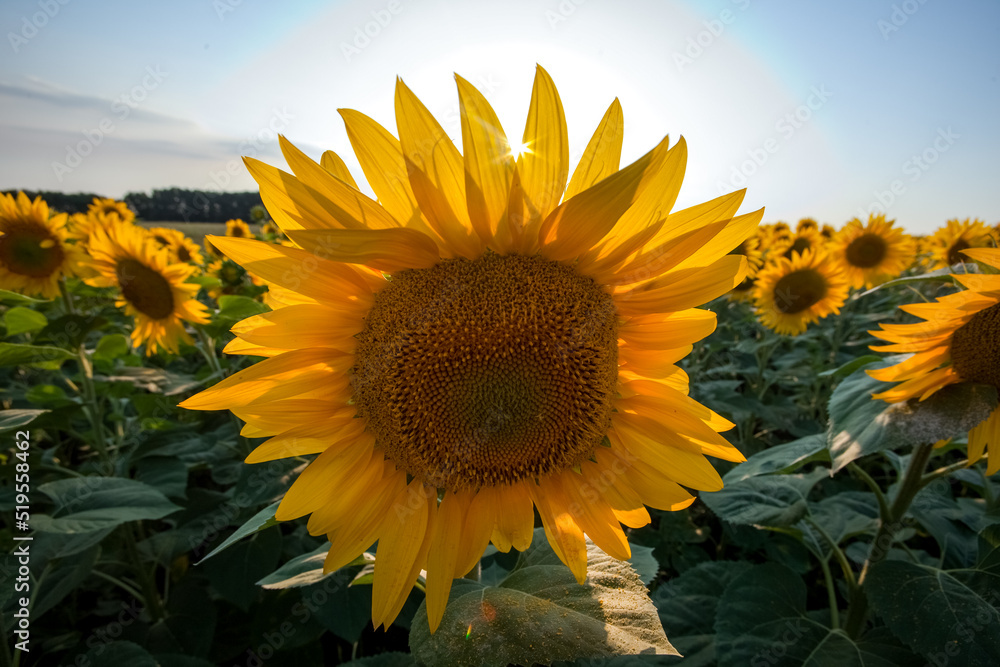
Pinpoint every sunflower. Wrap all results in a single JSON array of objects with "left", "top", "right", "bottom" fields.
[
  {"left": 820, "top": 223, "right": 837, "bottom": 240},
  {"left": 180, "top": 67, "right": 762, "bottom": 632},
  {"left": 0, "top": 191, "right": 83, "bottom": 298},
  {"left": 87, "top": 197, "right": 134, "bottom": 225},
  {"left": 148, "top": 226, "right": 204, "bottom": 265},
  {"left": 728, "top": 233, "right": 764, "bottom": 300},
  {"left": 781, "top": 225, "right": 825, "bottom": 260},
  {"left": 225, "top": 218, "right": 252, "bottom": 238},
  {"left": 829, "top": 214, "right": 915, "bottom": 288},
  {"left": 928, "top": 218, "right": 992, "bottom": 269},
  {"left": 796, "top": 217, "right": 819, "bottom": 233},
  {"left": 85, "top": 222, "right": 208, "bottom": 354},
  {"left": 869, "top": 248, "right": 1000, "bottom": 475},
  {"left": 753, "top": 248, "right": 849, "bottom": 335}
]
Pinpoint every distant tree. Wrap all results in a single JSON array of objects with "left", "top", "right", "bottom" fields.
[
  {"left": 3, "top": 188, "right": 265, "bottom": 222},
  {"left": 2, "top": 190, "right": 107, "bottom": 214}
]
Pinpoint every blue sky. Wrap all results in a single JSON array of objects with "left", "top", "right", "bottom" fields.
[{"left": 1, "top": 0, "right": 997, "bottom": 234}]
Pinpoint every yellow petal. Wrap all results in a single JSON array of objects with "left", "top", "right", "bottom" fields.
[
  {"left": 619, "top": 308, "right": 717, "bottom": 350},
  {"left": 395, "top": 78, "right": 481, "bottom": 258},
  {"left": 231, "top": 303, "right": 366, "bottom": 353},
  {"left": 559, "top": 471, "right": 630, "bottom": 560},
  {"left": 514, "top": 65, "right": 569, "bottom": 244},
  {"left": 616, "top": 255, "right": 747, "bottom": 315},
  {"left": 321, "top": 150, "right": 360, "bottom": 189},
  {"left": 531, "top": 481, "right": 588, "bottom": 583},
  {"left": 611, "top": 419, "right": 724, "bottom": 491},
  {"left": 275, "top": 442, "right": 373, "bottom": 521},
  {"left": 564, "top": 98, "right": 624, "bottom": 200},
  {"left": 372, "top": 481, "right": 434, "bottom": 629},
  {"left": 456, "top": 74, "right": 513, "bottom": 244},
  {"left": 246, "top": 417, "right": 367, "bottom": 463},
  {"left": 283, "top": 227, "right": 440, "bottom": 273},
  {"left": 425, "top": 491, "right": 466, "bottom": 633}
]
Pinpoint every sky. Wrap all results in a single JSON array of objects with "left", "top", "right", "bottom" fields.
[{"left": 1, "top": 0, "right": 998, "bottom": 234}]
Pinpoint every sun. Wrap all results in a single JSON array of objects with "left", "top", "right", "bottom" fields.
[{"left": 181, "top": 66, "right": 763, "bottom": 633}]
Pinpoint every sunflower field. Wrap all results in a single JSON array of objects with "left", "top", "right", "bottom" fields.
[{"left": 2, "top": 70, "right": 1000, "bottom": 667}]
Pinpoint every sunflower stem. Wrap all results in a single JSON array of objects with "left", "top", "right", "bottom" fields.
[
  {"left": 58, "top": 277, "right": 76, "bottom": 315},
  {"left": 122, "top": 522, "right": 166, "bottom": 623},
  {"left": 195, "top": 326, "right": 224, "bottom": 378},
  {"left": 921, "top": 455, "right": 984, "bottom": 487},
  {"left": 76, "top": 344, "right": 112, "bottom": 467},
  {"left": 818, "top": 555, "right": 840, "bottom": 630},
  {"left": 847, "top": 462, "right": 891, "bottom": 520},
  {"left": 843, "top": 442, "right": 934, "bottom": 639}
]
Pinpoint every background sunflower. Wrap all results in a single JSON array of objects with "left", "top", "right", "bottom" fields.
[
  {"left": 830, "top": 214, "right": 915, "bottom": 288},
  {"left": 752, "top": 247, "right": 849, "bottom": 335},
  {"left": 0, "top": 191, "right": 83, "bottom": 297}
]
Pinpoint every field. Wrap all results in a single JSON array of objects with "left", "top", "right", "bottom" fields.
[{"left": 3, "top": 197, "right": 1000, "bottom": 667}]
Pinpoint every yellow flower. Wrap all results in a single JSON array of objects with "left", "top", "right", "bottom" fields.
[
  {"left": 796, "top": 217, "right": 819, "bottom": 233},
  {"left": 87, "top": 197, "right": 134, "bottom": 225},
  {"left": 180, "top": 67, "right": 762, "bottom": 632},
  {"left": 829, "top": 214, "right": 915, "bottom": 288},
  {"left": 752, "top": 248, "right": 849, "bottom": 334},
  {"left": 85, "top": 223, "right": 208, "bottom": 354},
  {"left": 0, "top": 192, "right": 83, "bottom": 298},
  {"left": 147, "top": 226, "right": 204, "bottom": 265},
  {"left": 781, "top": 225, "right": 825, "bottom": 260},
  {"left": 225, "top": 219, "right": 252, "bottom": 238},
  {"left": 728, "top": 233, "right": 764, "bottom": 301},
  {"left": 869, "top": 248, "right": 1000, "bottom": 475},
  {"left": 928, "top": 218, "right": 992, "bottom": 269}
]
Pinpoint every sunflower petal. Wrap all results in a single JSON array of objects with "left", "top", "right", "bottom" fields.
[{"left": 564, "top": 98, "right": 623, "bottom": 200}]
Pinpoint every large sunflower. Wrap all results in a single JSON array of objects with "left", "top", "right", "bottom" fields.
[
  {"left": 180, "top": 67, "right": 762, "bottom": 632},
  {"left": 0, "top": 191, "right": 83, "bottom": 298},
  {"left": 752, "top": 248, "right": 849, "bottom": 335},
  {"left": 830, "top": 214, "right": 915, "bottom": 288},
  {"left": 85, "top": 223, "right": 208, "bottom": 354},
  {"left": 928, "top": 218, "right": 992, "bottom": 269},
  {"left": 869, "top": 248, "right": 1000, "bottom": 475}
]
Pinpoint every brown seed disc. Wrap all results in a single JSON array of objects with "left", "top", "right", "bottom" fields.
[
  {"left": 773, "top": 268, "right": 828, "bottom": 314},
  {"left": 948, "top": 239, "right": 971, "bottom": 265},
  {"left": 115, "top": 258, "right": 175, "bottom": 319},
  {"left": 846, "top": 233, "right": 888, "bottom": 268},
  {"left": 951, "top": 302, "right": 1000, "bottom": 388},
  {"left": 0, "top": 220, "right": 65, "bottom": 278},
  {"left": 353, "top": 253, "right": 619, "bottom": 490}
]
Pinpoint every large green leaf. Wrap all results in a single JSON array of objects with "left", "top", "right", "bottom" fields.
[
  {"left": 0, "top": 288, "right": 48, "bottom": 304},
  {"left": 0, "top": 342, "right": 74, "bottom": 367},
  {"left": 702, "top": 468, "right": 828, "bottom": 527},
  {"left": 196, "top": 501, "right": 279, "bottom": 564},
  {"left": 257, "top": 545, "right": 370, "bottom": 589},
  {"left": 409, "top": 527, "right": 677, "bottom": 667},
  {"left": 723, "top": 435, "right": 829, "bottom": 484},
  {"left": 865, "top": 531, "right": 1000, "bottom": 666},
  {"left": 799, "top": 492, "right": 879, "bottom": 558},
  {"left": 828, "top": 361, "right": 997, "bottom": 472},
  {"left": 715, "top": 563, "right": 920, "bottom": 666},
  {"left": 652, "top": 560, "right": 752, "bottom": 665},
  {"left": 31, "top": 545, "right": 100, "bottom": 620},
  {"left": 3, "top": 306, "right": 47, "bottom": 335},
  {"left": 0, "top": 408, "right": 49, "bottom": 432},
  {"left": 33, "top": 477, "right": 182, "bottom": 533},
  {"left": 217, "top": 294, "right": 270, "bottom": 320}
]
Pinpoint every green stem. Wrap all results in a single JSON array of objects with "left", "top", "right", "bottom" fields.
[
  {"left": 803, "top": 516, "right": 857, "bottom": 593},
  {"left": 196, "top": 327, "right": 224, "bottom": 378},
  {"left": 91, "top": 569, "right": 146, "bottom": 602},
  {"left": 122, "top": 523, "right": 166, "bottom": 623},
  {"left": 843, "top": 442, "right": 934, "bottom": 638},
  {"left": 848, "top": 462, "right": 891, "bottom": 520},
  {"left": 76, "top": 345, "right": 111, "bottom": 467},
  {"left": 818, "top": 556, "right": 840, "bottom": 630},
  {"left": 58, "top": 278, "right": 77, "bottom": 315},
  {"left": 922, "top": 455, "right": 986, "bottom": 487}
]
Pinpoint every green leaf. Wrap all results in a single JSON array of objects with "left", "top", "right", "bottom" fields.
[
  {"left": 343, "top": 653, "right": 418, "bottom": 667},
  {"left": 203, "top": 527, "right": 282, "bottom": 611},
  {"left": 799, "top": 492, "right": 879, "bottom": 558},
  {"left": 0, "top": 342, "right": 74, "bottom": 367},
  {"left": 81, "top": 640, "right": 159, "bottom": 667},
  {"left": 188, "top": 275, "right": 222, "bottom": 288},
  {"left": 828, "top": 360, "right": 997, "bottom": 472},
  {"left": 34, "top": 477, "right": 182, "bottom": 533},
  {"left": 0, "top": 408, "right": 49, "bottom": 432},
  {"left": 197, "top": 501, "right": 280, "bottom": 564},
  {"left": 32, "top": 545, "right": 100, "bottom": 620},
  {"left": 257, "top": 545, "right": 370, "bottom": 589},
  {"left": 865, "top": 558, "right": 1000, "bottom": 665},
  {"left": 652, "top": 560, "right": 752, "bottom": 664},
  {"left": 409, "top": 527, "right": 677, "bottom": 667},
  {"left": 702, "top": 468, "right": 828, "bottom": 527},
  {"left": 35, "top": 313, "right": 107, "bottom": 348},
  {"left": 93, "top": 333, "right": 131, "bottom": 361},
  {"left": 3, "top": 306, "right": 47, "bottom": 335},
  {"left": 628, "top": 542, "right": 659, "bottom": 586},
  {"left": 98, "top": 366, "right": 201, "bottom": 395},
  {"left": 0, "top": 288, "right": 48, "bottom": 304},
  {"left": 818, "top": 354, "right": 883, "bottom": 379},
  {"left": 715, "top": 563, "right": 920, "bottom": 667},
  {"left": 723, "top": 434, "right": 829, "bottom": 484},
  {"left": 216, "top": 295, "right": 269, "bottom": 320},
  {"left": 135, "top": 457, "right": 189, "bottom": 499},
  {"left": 860, "top": 266, "right": 961, "bottom": 295}
]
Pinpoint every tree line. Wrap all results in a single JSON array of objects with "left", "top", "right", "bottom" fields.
[{"left": 4, "top": 189, "right": 264, "bottom": 223}]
